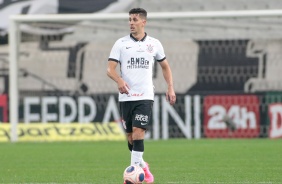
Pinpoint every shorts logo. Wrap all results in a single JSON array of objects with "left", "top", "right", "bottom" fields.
[{"left": 135, "top": 114, "right": 148, "bottom": 122}]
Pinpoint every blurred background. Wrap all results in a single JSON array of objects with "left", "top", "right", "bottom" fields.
[{"left": 1, "top": 0, "right": 282, "bottom": 142}]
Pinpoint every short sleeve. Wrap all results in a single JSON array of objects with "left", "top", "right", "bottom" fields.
[
  {"left": 108, "top": 40, "right": 121, "bottom": 62},
  {"left": 155, "top": 40, "right": 166, "bottom": 62}
]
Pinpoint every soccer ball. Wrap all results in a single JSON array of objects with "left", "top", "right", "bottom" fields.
[{"left": 123, "top": 165, "right": 145, "bottom": 184}]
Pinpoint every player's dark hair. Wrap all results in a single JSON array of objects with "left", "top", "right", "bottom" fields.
[{"left": 129, "top": 8, "right": 147, "bottom": 19}]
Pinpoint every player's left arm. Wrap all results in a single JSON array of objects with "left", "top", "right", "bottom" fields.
[{"left": 159, "top": 59, "right": 176, "bottom": 105}]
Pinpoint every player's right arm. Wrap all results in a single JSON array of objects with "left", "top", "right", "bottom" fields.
[{"left": 107, "top": 60, "right": 130, "bottom": 94}]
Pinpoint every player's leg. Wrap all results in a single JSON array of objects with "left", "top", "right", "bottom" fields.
[
  {"left": 120, "top": 101, "right": 149, "bottom": 170},
  {"left": 120, "top": 102, "right": 134, "bottom": 160},
  {"left": 127, "top": 131, "right": 148, "bottom": 170},
  {"left": 131, "top": 100, "right": 154, "bottom": 183},
  {"left": 127, "top": 129, "right": 150, "bottom": 178},
  {"left": 131, "top": 128, "right": 154, "bottom": 183},
  {"left": 120, "top": 102, "right": 135, "bottom": 184},
  {"left": 131, "top": 127, "right": 145, "bottom": 166},
  {"left": 127, "top": 133, "right": 133, "bottom": 151}
]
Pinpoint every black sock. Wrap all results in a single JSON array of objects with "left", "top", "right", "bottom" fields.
[
  {"left": 132, "top": 139, "right": 144, "bottom": 152},
  {"left": 128, "top": 141, "right": 133, "bottom": 152}
]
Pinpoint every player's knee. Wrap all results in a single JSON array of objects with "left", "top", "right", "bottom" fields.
[{"left": 132, "top": 127, "right": 145, "bottom": 139}]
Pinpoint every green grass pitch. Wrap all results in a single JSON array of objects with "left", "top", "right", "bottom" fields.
[{"left": 0, "top": 139, "right": 281, "bottom": 183}]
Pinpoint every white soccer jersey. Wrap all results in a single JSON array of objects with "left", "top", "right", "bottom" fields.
[{"left": 109, "top": 33, "right": 166, "bottom": 102}]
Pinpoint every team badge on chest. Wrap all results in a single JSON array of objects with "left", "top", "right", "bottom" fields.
[{"left": 146, "top": 44, "right": 154, "bottom": 53}]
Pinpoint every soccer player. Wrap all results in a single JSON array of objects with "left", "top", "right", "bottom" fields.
[{"left": 107, "top": 8, "right": 176, "bottom": 184}]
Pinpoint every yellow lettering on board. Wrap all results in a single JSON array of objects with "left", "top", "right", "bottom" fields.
[{"left": 0, "top": 122, "right": 125, "bottom": 142}]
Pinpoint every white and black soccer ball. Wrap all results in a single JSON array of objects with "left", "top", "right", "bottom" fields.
[{"left": 123, "top": 165, "right": 145, "bottom": 184}]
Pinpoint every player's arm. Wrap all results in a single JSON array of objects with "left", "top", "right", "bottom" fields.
[
  {"left": 159, "top": 59, "right": 176, "bottom": 105},
  {"left": 107, "top": 60, "right": 130, "bottom": 94}
]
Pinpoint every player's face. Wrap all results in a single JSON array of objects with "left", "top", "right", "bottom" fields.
[{"left": 129, "top": 14, "right": 146, "bottom": 35}]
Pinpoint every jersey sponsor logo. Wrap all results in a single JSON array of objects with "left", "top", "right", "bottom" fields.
[
  {"left": 127, "top": 57, "right": 149, "bottom": 69},
  {"left": 129, "top": 93, "right": 144, "bottom": 97},
  {"left": 126, "top": 47, "right": 131, "bottom": 49},
  {"left": 135, "top": 114, "right": 149, "bottom": 122}
]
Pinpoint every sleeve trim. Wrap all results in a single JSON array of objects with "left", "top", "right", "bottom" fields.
[
  {"left": 157, "top": 57, "right": 166, "bottom": 62},
  {"left": 108, "top": 58, "right": 119, "bottom": 62}
]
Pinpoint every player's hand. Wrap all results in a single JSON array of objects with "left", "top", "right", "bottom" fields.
[
  {"left": 166, "top": 87, "right": 176, "bottom": 105},
  {"left": 117, "top": 79, "right": 130, "bottom": 94}
]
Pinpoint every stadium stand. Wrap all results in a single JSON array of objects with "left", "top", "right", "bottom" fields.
[
  {"left": 1, "top": 0, "right": 282, "bottom": 94},
  {"left": 133, "top": 0, "right": 282, "bottom": 12}
]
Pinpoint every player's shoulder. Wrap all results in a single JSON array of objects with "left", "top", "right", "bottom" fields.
[
  {"left": 115, "top": 35, "right": 131, "bottom": 44},
  {"left": 146, "top": 36, "right": 162, "bottom": 47},
  {"left": 146, "top": 35, "right": 161, "bottom": 44}
]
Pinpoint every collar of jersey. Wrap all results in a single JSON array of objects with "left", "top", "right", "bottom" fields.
[{"left": 130, "top": 32, "right": 147, "bottom": 42}]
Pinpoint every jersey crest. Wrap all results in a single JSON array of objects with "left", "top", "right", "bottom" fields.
[{"left": 146, "top": 44, "right": 154, "bottom": 53}]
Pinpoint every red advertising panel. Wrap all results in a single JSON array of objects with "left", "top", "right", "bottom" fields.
[
  {"left": 268, "top": 103, "right": 282, "bottom": 139},
  {"left": 204, "top": 95, "right": 260, "bottom": 138},
  {"left": 0, "top": 95, "right": 8, "bottom": 122}
]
